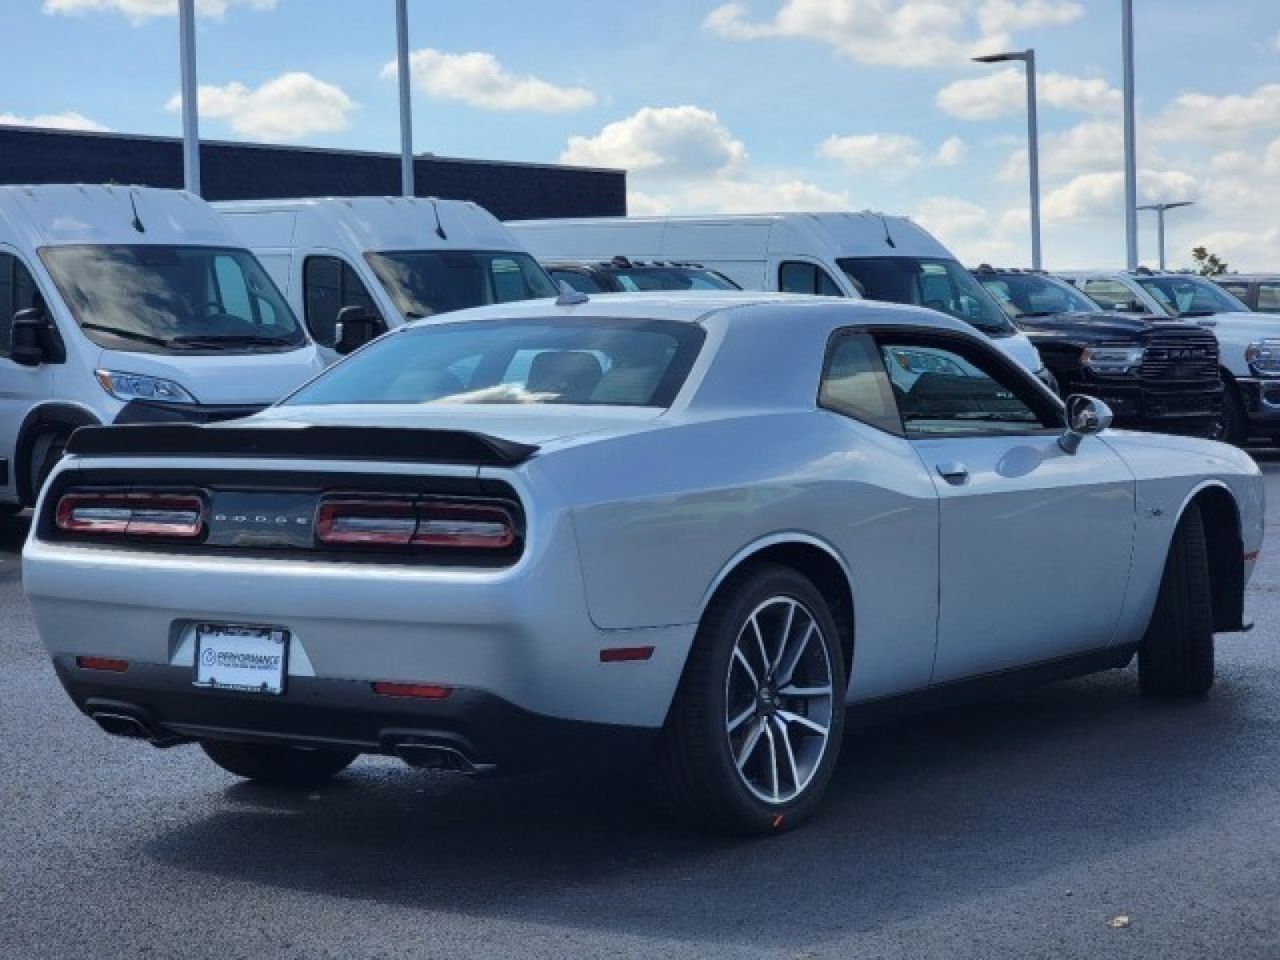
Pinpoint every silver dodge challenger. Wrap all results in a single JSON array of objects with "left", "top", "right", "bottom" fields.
[{"left": 24, "top": 292, "right": 1264, "bottom": 833}]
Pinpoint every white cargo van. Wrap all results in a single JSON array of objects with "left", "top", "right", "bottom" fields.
[
  {"left": 0, "top": 184, "right": 324, "bottom": 515},
  {"left": 217, "top": 197, "right": 558, "bottom": 361},
  {"left": 509, "top": 212, "right": 1050, "bottom": 382}
]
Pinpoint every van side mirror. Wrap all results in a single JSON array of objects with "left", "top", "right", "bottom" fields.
[
  {"left": 10, "top": 308, "right": 47, "bottom": 367},
  {"left": 333, "top": 306, "right": 386, "bottom": 356},
  {"left": 1059, "top": 395, "right": 1113, "bottom": 454}
]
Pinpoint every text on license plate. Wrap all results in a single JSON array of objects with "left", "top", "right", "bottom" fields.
[{"left": 194, "top": 624, "right": 288, "bottom": 695}]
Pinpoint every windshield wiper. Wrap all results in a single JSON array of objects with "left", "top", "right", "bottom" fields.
[
  {"left": 1015, "top": 311, "right": 1062, "bottom": 318},
  {"left": 79, "top": 322, "right": 176, "bottom": 348},
  {"left": 168, "top": 334, "right": 298, "bottom": 349},
  {"left": 1176, "top": 310, "right": 1217, "bottom": 318}
]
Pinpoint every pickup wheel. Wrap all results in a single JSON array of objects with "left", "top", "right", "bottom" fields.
[
  {"left": 651, "top": 564, "right": 846, "bottom": 834},
  {"left": 200, "top": 740, "right": 358, "bottom": 787},
  {"left": 1214, "top": 381, "right": 1247, "bottom": 446},
  {"left": 1139, "top": 501, "right": 1215, "bottom": 697}
]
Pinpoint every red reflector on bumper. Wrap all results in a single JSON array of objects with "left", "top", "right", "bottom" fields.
[
  {"left": 371, "top": 682, "right": 452, "bottom": 700},
  {"left": 76, "top": 656, "right": 128, "bottom": 673},
  {"left": 1245, "top": 550, "right": 1260, "bottom": 562},
  {"left": 599, "top": 646, "right": 655, "bottom": 663}
]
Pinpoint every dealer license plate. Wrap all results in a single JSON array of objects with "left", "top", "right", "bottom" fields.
[{"left": 194, "top": 624, "right": 288, "bottom": 695}]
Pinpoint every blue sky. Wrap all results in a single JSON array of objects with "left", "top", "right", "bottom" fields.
[{"left": 4, "top": 0, "right": 1280, "bottom": 270}]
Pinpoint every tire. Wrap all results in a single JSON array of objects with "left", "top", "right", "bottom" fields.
[
  {"left": 650, "top": 564, "right": 847, "bottom": 834},
  {"left": 1214, "top": 382, "right": 1247, "bottom": 447},
  {"left": 27, "top": 429, "right": 69, "bottom": 505},
  {"left": 1139, "top": 501, "right": 1215, "bottom": 697},
  {"left": 201, "top": 740, "right": 357, "bottom": 787},
  {"left": 0, "top": 504, "right": 22, "bottom": 520}
]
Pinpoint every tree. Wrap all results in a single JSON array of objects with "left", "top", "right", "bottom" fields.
[{"left": 1191, "top": 246, "right": 1229, "bottom": 276}]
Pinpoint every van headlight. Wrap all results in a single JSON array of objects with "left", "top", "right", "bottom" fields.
[
  {"left": 1245, "top": 340, "right": 1280, "bottom": 376},
  {"left": 95, "top": 370, "right": 197, "bottom": 404},
  {"left": 1081, "top": 346, "right": 1143, "bottom": 376}
]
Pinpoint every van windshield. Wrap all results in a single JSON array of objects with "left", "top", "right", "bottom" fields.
[
  {"left": 838, "top": 257, "right": 1017, "bottom": 336},
  {"left": 41, "top": 245, "right": 304, "bottom": 354},
  {"left": 366, "top": 250, "right": 557, "bottom": 319}
]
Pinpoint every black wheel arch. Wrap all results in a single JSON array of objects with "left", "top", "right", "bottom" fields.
[
  {"left": 1182, "top": 485, "right": 1246, "bottom": 633},
  {"left": 15, "top": 403, "right": 100, "bottom": 505}
]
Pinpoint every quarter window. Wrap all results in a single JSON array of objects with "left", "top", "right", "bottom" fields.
[
  {"left": 876, "top": 338, "right": 1053, "bottom": 437},
  {"left": 779, "top": 261, "right": 842, "bottom": 297},
  {"left": 303, "top": 256, "right": 378, "bottom": 347},
  {"left": 0, "top": 253, "right": 42, "bottom": 357},
  {"left": 819, "top": 332, "right": 902, "bottom": 435},
  {"left": 1081, "top": 279, "right": 1140, "bottom": 311},
  {"left": 1258, "top": 283, "right": 1280, "bottom": 313}
]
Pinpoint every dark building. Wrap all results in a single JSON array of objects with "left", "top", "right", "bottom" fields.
[{"left": 0, "top": 126, "right": 626, "bottom": 221}]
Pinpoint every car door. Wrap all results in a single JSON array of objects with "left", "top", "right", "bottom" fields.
[
  {"left": 873, "top": 330, "right": 1135, "bottom": 683},
  {"left": 0, "top": 249, "right": 54, "bottom": 502}
]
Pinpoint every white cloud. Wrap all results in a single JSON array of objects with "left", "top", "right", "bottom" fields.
[
  {"left": 937, "top": 68, "right": 1120, "bottom": 120},
  {"left": 705, "top": 0, "right": 1081, "bottom": 68},
  {"left": 562, "top": 106, "right": 746, "bottom": 176},
  {"left": 678, "top": 176, "right": 850, "bottom": 213},
  {"left": 999, "top": 119, "right": 1124, "bottom": 182},
  {"left": 383, "top": 49, "right": 595, "bottom": 113},
  {"left": 0, "top": 111, "right": 109, "bottom": 132},
  {"left": 164, "top": 72, "right": 354, "bottom": 141},
  {"left": 818, "top": 132, "right": 967, "bottom": 175},
  {"left": 1042, "top": 169, "right": 1200, "bottom": 222},
  {"left": 913, "top": 195, "right": 1027, "bottom": 264},
  {"left": 43, "top": 0, "right": 274, "bottom": 23},
  {"left": 1153, "top": 83, "right": 1280, "bottom": 141}
]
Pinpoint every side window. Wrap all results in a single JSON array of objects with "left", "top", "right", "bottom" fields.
[
  {"left": 303, "top": 256, "right": 377, "bottom": 347},
  {"left": 779, "top": 261, "right": 842, "bottom": 297},
  {"left": 1082, "top": 279, "right": 1135, "bottom": 310},
  {"left": 819, "top": 332, "right": 902, "bottom": 435},
  {"left": 549, "top": 269, "right": 606, "bottom": 294},
  {"left": 1217, "top": 281, "right": 1250, "bottom": 302},
  {"left": 0, "top": 253, "right": 41, "bottom": 357},
  {"left": 212, "top": 255, "right": 254, "bottom": 321},
  {"left": 877, "top": 338, "right": 1053, "bottom": 437},
  {"left": 1257, "top": 283, "right": 1280, "bottom": 313}
]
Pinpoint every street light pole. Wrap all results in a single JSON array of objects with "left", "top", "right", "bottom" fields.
[
  {"left": 1137, "top": 201, "right": 1195, "bottom": 271},
  {"left": 178, "top": 0, "right": 200, "bottom": 196},
  {"left": 395, "top": 0, "right": 414, "bottom": 197},
  {"left": 973, "top": 49, "right": 1041, "bottom": 269},
  {"left": 1122, "top": 0, "right": 1139, "bottom": 270}
]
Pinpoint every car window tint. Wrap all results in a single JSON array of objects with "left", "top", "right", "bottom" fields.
[
  {"left": 1258, "top": 283, "right": 1280, "bottom": 312},
  {"left": 819, "top": 332, "right": 902, "bottom": 434},
  {"left": 878, "top": 340, "right": 1049, "bottom": 437},
  {"left": 304, "top": 256, "right": 376, "bottom": 347},
  {"left": 0, "top": 253, "right": 42, "bottom": 356},
  {"left": 1218, "top": 281, "right": 1250, "bottom": 301},
  {"left": 549, "top": 269, "right": 607, "bottom": 294},
  {"left": 779, "top": 261, "right": 841, "bottom": 297}
]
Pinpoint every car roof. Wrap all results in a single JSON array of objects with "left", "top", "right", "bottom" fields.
[{"left": 402, "top": 290, "right": 976, "bottom": 334}]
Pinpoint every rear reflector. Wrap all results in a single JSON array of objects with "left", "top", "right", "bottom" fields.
[
  {"left": 599, "top": 646, "right": 655, "bottom": 663},
  {"left": 56, "top": 491, "right": 204, "bottom": 539},
  {"left": 372, "top": 681, "right": 452, "bottom": 700},
  {"left": 316, "top": 496, "right": 516, "bottom": 550},
  {"left": 76, "top": 656, "right": 128, "bottom": 673},
  {"left": 1245, "top": 550, "right": 1260, "bottom": 562}
]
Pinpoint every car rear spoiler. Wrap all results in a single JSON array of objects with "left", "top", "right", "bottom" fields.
[{"left": 65, "top": 423, "right": 539, "bottom": 467}]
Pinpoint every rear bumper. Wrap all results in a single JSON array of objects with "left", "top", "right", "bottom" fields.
[
  {"left": 55, "top": 657, "right": 654, "bottom": 772},
  {"left": 1061, "top": 379, "right": 1222, "bottom": 432},
  {"left": 113, "top": 400, "right": 266, "bottom": 425}
]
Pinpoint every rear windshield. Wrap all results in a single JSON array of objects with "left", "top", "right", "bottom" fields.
[
  {"left": 838, "top": 257, "right": 1016, "bottom": 336},
  {"left": 40, "top": 244, "right": 304, "bottom": 354},
  {"left": 284, "top": 317, "right": 705, "bottom": 408},
  {"left": 366, "top": 250, "right": 557, "bottom": 319}
]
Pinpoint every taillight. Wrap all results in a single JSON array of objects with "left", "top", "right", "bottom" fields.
[
  {"left": 56, "top": 490, "right": 204, "bottom": 539},
  {"left": 315, "top": 496, "right": 516, "bottom": 550}
]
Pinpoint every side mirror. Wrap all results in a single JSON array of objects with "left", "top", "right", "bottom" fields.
[
  {"left": 333, "top": 306, "right": 386, "bottom": 356},
  {"left": 10, "top": 308, "right": 47, "bottom": 367},
  {"left": 1059, "top": 395, "right": 1113, "bottom": 454}
]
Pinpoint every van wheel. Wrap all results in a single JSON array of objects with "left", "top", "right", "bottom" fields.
[
  {"left": 650, "top": 565, "right": 846, "bottom": 834},
  {"left": 27, "top": 429, "right": 70, "bottom": 504},
  {"left": 1139, "top": 501, "right": 1215, "bottom": 697},
  {"left": 201, "top": 741, "right": 358, "bottom": 787}
]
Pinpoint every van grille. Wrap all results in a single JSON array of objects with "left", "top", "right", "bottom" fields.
[{"left": 1141, "top": 329, "right": 1219, "bottom": 384}]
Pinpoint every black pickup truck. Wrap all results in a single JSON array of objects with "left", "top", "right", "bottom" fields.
[{"left": 973, "top": 267, "right": 1223, "bottom": 437}]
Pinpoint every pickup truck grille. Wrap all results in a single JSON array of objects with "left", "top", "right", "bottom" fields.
[{"left": 1141, "top": 329, "right": 1219, "bottom": 383}]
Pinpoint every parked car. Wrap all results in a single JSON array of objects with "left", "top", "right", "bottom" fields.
[
  {"left": 0, "top": 184, "right": 324, "bottom": 518},
  {"left": 544, "top": 256, "right": 740, "bottom": 293},
  {"left": 1062, "top": 269, "right": 1280, "bottom": 445},
  {"left": 1213, "top": 274, "right": 1280, "bottom": 314},
  {"left": 218, "top": 197, "right": 558, "bottom": 362},
  {"left": 973, "top": 267, "right": 1222, "bottom": 436},
  {"left": 25, "top": 291, "right": 1262, "bottom": 833},
  {"left": 508, "top": 212, "right": 1054, "bottom": 386}
]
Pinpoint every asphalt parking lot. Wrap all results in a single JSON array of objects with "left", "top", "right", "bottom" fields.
[{"left": 3, "top": 462, "right": 1280, "bottom": 960}]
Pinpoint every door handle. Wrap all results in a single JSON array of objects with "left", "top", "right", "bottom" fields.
[{"left": 935, "top": 461, "right": 969, "bottom": 484}]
